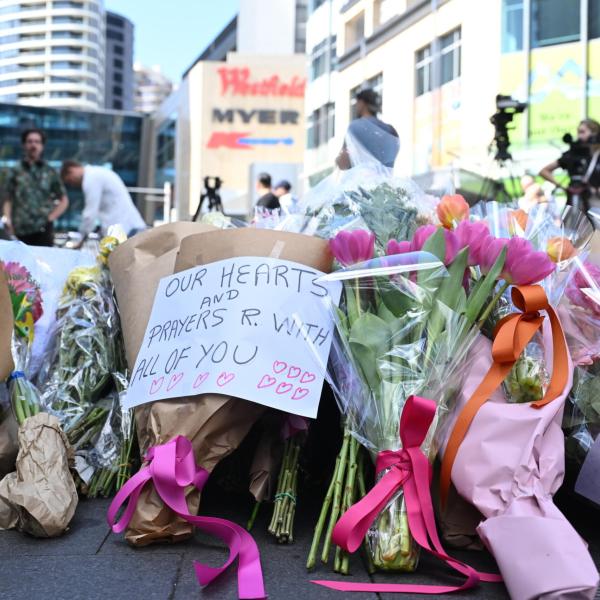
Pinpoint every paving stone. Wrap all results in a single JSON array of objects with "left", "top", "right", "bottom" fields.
[
  {"left": 0, "top": 554, "right": 181, "bottom": 600},
  {"left": 0, "top": 498, "right": 111, "bottom": 557}
]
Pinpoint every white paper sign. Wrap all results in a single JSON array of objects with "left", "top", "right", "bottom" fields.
[{"left": 125, "top": 257, "right": 341, "bottom": 418}]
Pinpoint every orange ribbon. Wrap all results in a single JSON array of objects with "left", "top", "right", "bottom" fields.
[{"left": 439, "top": 285, "right": 569, "bottom": 508}]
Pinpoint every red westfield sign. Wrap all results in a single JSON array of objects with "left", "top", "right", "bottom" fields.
[{"left": 217, "top": 67, "right": 305, "bottom": 98}]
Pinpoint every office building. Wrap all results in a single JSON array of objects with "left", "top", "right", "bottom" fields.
[
  {"left": 134, "top": 63, "right": 172, "bottom": 114},
  {"left": 0, "top": 101, "right": 147, "bottom": 230},
  {"left": 305, "top": 0, "right": 600, "bottom": 187},
  {"left": 104, "top": 10, "right": 134, "bottom": 111},
  {"left": 149, "top": 0, "right": 308, "bottom": 220},
  {"left": 0, "top": 0, "right": 106, "bottom": 110}
]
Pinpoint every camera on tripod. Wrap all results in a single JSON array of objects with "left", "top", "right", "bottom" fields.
[{"left": 490, "top": 94, "right": 528, "bottom": 161}]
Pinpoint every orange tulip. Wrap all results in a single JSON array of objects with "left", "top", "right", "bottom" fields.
[
  {"left": 509, "top": 209, "right": 528, "bottom": 234},
  {"left": 437, "top": 194, "right": 469, "bottom": 229},
  {"left": 547, "top": 236, "right": 577, "bottom": 263}
]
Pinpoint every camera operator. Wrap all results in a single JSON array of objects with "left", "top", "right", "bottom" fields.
[{"left": 539, "top": 119, "right": 600, "bottom": 211}]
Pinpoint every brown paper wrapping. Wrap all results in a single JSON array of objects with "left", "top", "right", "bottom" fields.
[
  {"left": 0, "top": 412, "right": 77, "bottom": 537},
  {"left": 109, "top": 225, "right": 332, "bottom": 546}
]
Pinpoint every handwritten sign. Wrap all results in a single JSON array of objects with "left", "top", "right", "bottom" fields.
[{"left": 125, "top": 257, "right": 341, "bottom": 418}]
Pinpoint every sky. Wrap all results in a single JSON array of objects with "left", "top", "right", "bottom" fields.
[{"left": 105, "top": 0, "right": 239, "bottom": 82}]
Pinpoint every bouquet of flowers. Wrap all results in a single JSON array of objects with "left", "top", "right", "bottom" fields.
[
  {"left": 559, "top": 259, "right": 600, "bottom": 503},
  {"left": 0, "top": 259, "right": 44, "bottom": 424},
  {"left": 308, "top": 191, "right": 562, "bottom": 574},
  {"left": 38, "top": 236, "right": 123, "bottom": 431}
]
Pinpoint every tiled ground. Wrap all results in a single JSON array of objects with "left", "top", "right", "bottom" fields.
[{"left": 0, "top": 487, "right": 597, "bottom": 600}]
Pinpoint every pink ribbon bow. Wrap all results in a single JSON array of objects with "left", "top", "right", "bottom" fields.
[
  {"left": 107, "top": 436, "right": 266, "bottom": 600},
  {"left": 313, "top": 395, "right": 502, "bottom": 594}
]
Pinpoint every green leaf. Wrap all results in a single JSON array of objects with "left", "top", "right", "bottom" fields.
[
  {"left": 436, "top": 247, "right": 468, "bottom": 312},
  {"left": 465, "top": 246, "right": 507, "bottom": 324},
  {"left": 421, "top": 228, "right": 446, "bottom": 263},
  {"left": 349, "top": 313, "right": 391, "bottom": 391}
]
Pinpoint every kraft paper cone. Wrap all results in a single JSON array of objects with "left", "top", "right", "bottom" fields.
[
  {"left": 0, "top": 413, "right": 77, "bottom": 538},
  {"left": 109, "top": 225, "right": 332, "bottom": 546}
]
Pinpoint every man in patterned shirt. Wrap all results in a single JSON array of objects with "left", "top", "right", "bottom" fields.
[{"left": 2, "top": 128, "right": 69, "bottom": 246}]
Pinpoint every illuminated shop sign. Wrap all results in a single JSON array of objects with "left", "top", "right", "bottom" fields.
[
  {"left": 212, "top": 109, "right": 300, "bottom": 125},
  {"left": 217, "top": 67, "right": 306, "bottom": 97}
]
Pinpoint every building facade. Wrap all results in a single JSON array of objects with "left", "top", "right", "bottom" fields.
[
  {"left": 134, "top": 63, "right": 172, "bottom": 114},
  {"left": 0, "top": 101, "right": 147, "bottom": 229},
  {"left": 305, "top": 0, "right": 600, "bottom": 187},
  {"left": 0, "top": 0, "right": 106, "bottom": 110},
  {"left": 149, "top": 0, "right": 309, "bottom": 220},
  {"left": 104, "top": 10, "right": 134, "bottom": 111}
]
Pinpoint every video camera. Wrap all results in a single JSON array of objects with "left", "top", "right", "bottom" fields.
[{"left": 490, "top": 94, "right": 528, "bottom": 161}]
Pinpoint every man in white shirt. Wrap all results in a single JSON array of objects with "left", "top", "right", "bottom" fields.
[
  {"left": 273, "top": 180, "right": 300, "bottom": 215},
  {"left": 60, "top": 160, "right": 146, "bottom": 238}
]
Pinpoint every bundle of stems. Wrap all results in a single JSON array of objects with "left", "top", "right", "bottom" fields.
[
  {"left": 267, "top": 437, "right": 301, "bottom": 544},
  {"left": 11, "top": 377, "right": 42, "bottom": 426},
  {"left": 66, "top": 406, "right": 108, "bottom": 449},
  {"left": 306, "top": 429, "right": 372, "bottom": 575}
]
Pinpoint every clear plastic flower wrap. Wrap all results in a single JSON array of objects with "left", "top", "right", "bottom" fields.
[
  {"left": 558, "top": 258, "right": 600, "bottom": 492},
  {"left": 467, "top": 201, "right": 593, "bottom": 404},
  {"left": 37, "top": 248, "right": 122, "bottom": 431},
  {"left": 312, "top": 252, "right": 479, "bottom": 572}
]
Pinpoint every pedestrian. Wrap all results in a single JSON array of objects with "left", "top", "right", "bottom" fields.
[
  {"left": 274, "top": 180, "right": 300, "bottom": 214},
  {"left": 336, "top": 88, "right": 400, "bottom": 170},
  {"left": 2, "top": 128, "right": 69, "bottom": 246},
  {"left": 60, "top": 160, "right": 147, "bottom": 238},
  {"left": 255, "top": 172, "right": 280, "bottom": 210}
]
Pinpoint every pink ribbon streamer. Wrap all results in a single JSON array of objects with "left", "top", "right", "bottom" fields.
[
  {"left": 106, "top": 436, "right": 266, "bottom": 600},
  {"left": 313, "top": 395, "right": 502, "bottom": 594}
]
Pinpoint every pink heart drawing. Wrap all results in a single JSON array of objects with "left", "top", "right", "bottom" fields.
[
  {"left": 149, "top": 376, "right": 164, "bottom": 395},
  {"left": 217, "top": 372, "right": 235, "bottom": 387},
  {"left": 287, "top": 366, "right": 301, "bottom": 379},
  {"left": 276, "top": 382, "right": 293, "bottom": 395},
  {"left": 273, "top": 360, "right": 287, "bottom": 374},
  {"left": 257, "top": 374, "right": 277, "bottom": 389},
  {"left": 291, "top": 387, "right": 309, "bottom": 401},
  {"left": 300, "top": 371, "right": 316, "bottom": 384},
  {"left": 192, "top": 372, "right": 209, "bottom": 389},
  {"left": 166, "top": 372, "right": 184, "bottom": 392}
]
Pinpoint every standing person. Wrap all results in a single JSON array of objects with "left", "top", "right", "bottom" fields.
[
  {"left": 60, "top": 160, "right": 146, "bottom": 238},
  {"left": 274, "top": 180, "right": 300, "bottom": 214},
  {"left": 255, "top": 172, "right": 280, "bottom": 210},
  {"left": 539, "top": 118, "right": 600, "bottom": 211},
  {"left": 3, "top": 128, "right": 69, "bottom": 246},
  {"left": 337, "top": 88, "right": 400, "bottom": 170}
]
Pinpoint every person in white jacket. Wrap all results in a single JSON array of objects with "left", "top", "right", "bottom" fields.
[{"left": 60, "top": 160, "right": 147, "bottom": 238}]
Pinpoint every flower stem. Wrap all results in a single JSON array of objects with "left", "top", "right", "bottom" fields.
[{"left": 476, "top": 281, "right": 510, "bottom": 328}]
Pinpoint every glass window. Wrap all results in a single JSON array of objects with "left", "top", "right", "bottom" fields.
[
  {"left": 113, "top": 45, "right": 123, "bottom": 55},
  {"left": 107, "top": 14, "right": 124, "bottom": 28},
  {"left": 114, "top": 72, "right": 123, "bottom": 83},
  {"left": 0, "top": 49, "right": 19, "bottom": 59},
  {"left": 19, "top": 3, "right": 45, "bottom": 11},
  {"left": 53, "top": 1, "right": 84, "bottom": 8},
  {"left": 113, "top": 85, "right": 122, "bottom": 96},
  {"left": 50, "top": 91, "right": 82, "bottom": 98},
  {"left": 440, "top": 28, "right": 461, "bottom": 85},
  {"left": 53, "top": 16, "right": 83, "bottom": 24},
  {"left": 502, "top": 0, "right": 524, "bottom": 52},
  {"left": 107, "top": 29, "right": 124, "bottom": 42},
  {"left": 113, "top": 57, "right": 123, "bottom": 69},
  {"left": 113, "top": 99, "right": 123, "bottom": 110},
  {"left": 531, "top": 0, "right": 580, "bottom": 48},
  {"left": 415, "top": 44, "right": 432, "bottom": 96},
  {"left": 20, "top": 33, "right": 46, "bottom": 40},
  {"left": 590, "top": 0, "right": 600, "bottom": 39},
  {"left": 52, "top": 61, "right": 83, "bottom": 69},
  {"left": 0, "top": 79, "right": 17, "bottom": 87},
  {"left": 52, "top": 46, "right": 81, "bottom": 54},
  {"left": 345, "top": 11, "right": 365, "bottom": 50},
  {"left": 52, "top": 31, "right": 83, "bottom": 39},
  {"left": 20, "top": 18, "right": 45, "bottom": 26},
  {"left": 311, "top": 0, "right": 326, "bottom": 12},
  {"left": 376, "top": 0, "right": 402, "bottom": 26}
]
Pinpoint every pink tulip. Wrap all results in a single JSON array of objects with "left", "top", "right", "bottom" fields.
[
  {"left": 454, "top": 221, "right": 490, "bottom": 266},
  {"left": 329, "top": 229, "right": 375, "bottom": 266},
  {"left": 386, "top": 239, "right": 411, "bottom": 256},
  {"left": 566, "top": 261, "right": 600, "bottom": 317},
  {"left": 412, "top": 225, "right": 459, "bottom": 265},
  {"left": 479, "top": 236, "right": 555, "bottom": 285}
]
